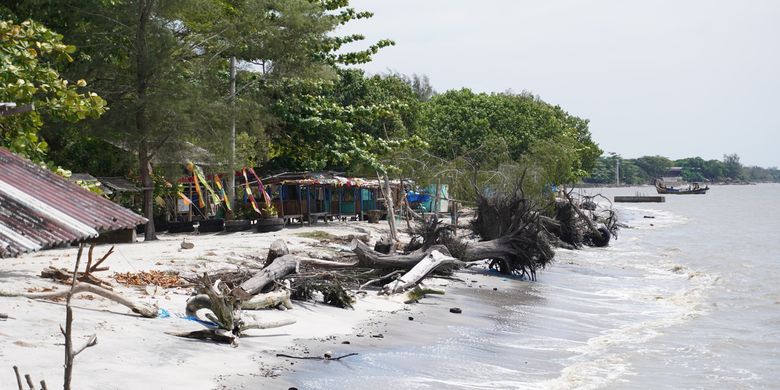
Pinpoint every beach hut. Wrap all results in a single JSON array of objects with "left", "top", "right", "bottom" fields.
[{"left": 262, "top": 172, "right": 343, "bottom": 224}]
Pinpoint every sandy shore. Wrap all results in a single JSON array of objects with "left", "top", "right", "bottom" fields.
[
  {"left": 0, "top": 218, "right": 537, "bottom": 390},
  {"left": 1, "top": 221, "right": 425, "bottom": 389}
]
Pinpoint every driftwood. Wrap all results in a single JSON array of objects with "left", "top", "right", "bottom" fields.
[
  {"left": 242, "top": 289, "right": 293, "bottom": 310},
  {"left": 237, "top": 255, "right": 299, "bottom": 297},
  {"left": 264, "top": 239, "right": 289, "bottom": 267},
  {"left": 0, "top": 283, "right": 158, "bottom": 318},
  {"left": 381, "top": 250, "right": 462, "bottom": 294},
  {"left": 350, "top": 239, "right": 452, "bottom": 270},
  {"left": 176, "top": 273, "right": 295, "bottom": 345}
]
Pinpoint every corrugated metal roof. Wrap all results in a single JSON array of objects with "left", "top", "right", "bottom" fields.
[
  {"left": 96, "top": 177, "right": 143, "bottom": 193},
  {"left": 0, "top": 148, "right": 147, "bottom": 257}
]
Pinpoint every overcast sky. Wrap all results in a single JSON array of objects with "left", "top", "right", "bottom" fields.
[{"left": 338, "top": 0, "right": 780, "bottom": 167}]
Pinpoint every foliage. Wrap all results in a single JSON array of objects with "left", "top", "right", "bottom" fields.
[
  {"left": 419, "top": 89, "right": 601, "bottom": 176},
  {"left": 0, "top": 19, "right": 105, "bottom": 162},
  {"left": 266, "top": 70, "right": 426, "bottom": 172}
]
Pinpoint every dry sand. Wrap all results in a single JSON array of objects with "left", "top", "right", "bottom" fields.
[{"left": 0, "top": 221, "right": 508, "bottom": 390}]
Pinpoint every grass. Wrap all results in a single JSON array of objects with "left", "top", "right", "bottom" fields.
[{"left": 295, "top": 230, "right": 338, "bottom": 240}]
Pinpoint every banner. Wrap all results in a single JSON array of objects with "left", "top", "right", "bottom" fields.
[
  {"left": 213, "top": 174, "right": 231, "bottom": 211},
  {"left": 242, "top": 168, "right": 261, "bottom": 214},
  {"left": 192, "top": 164, "right": 221, "bottom": 206},
  {"left": 248, "top": 167, "right": 272, "bottom": 206}
]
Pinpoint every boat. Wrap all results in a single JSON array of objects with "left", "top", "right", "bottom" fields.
[{"left": 655, "top": 179, "right": 709, "bottom": 195}]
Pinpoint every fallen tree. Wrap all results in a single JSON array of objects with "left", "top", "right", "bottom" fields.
[
  {"left": 350, "top": 238, "right": 453, "bottom": 270},
  {"left": 380, "top": 250, "right": 462, "bottom": 294}
]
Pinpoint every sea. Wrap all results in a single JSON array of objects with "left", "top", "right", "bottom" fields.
[{"left": 287, "top": 184, "right": 780, "bottom": 389}]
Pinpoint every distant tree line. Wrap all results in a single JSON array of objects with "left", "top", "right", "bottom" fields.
[{"left": 584, "top": 153, "right": 780, "bottom": 184}]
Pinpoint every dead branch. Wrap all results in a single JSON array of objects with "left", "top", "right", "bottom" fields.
[{"left": 1, "top": 283, "right": 158, "bottom": 318}]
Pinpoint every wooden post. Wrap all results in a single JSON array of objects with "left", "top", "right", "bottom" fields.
[
  {"left": 434, "top": 179, "right": 441, "bottom": 217},
  {"left": 358, "top": 188, "right": 364, "bottom": 221},
  {"left": 279, "top": 185, "right": 285, "bottom": 220},
  {"left": 297, "top": 185, "right": 303, "bottom": 225}
]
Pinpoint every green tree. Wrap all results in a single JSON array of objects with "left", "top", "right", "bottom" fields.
[
  {"left": 633, "top": 155, "right": 672, "bottom": 182},
  {"left": 723, "top": 153, "right": 743, "bottom": 180},
  {"left": 420, "top": 89, "right": 601, "bottom": 178},
  {"left": 0, "top": 19, "right": 105, "bottom": 162},
  {"left": 266, "top": 70, "right": 424, "bottom": 172}
]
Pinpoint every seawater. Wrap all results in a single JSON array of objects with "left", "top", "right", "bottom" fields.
[{"left": 292, "top": 184, "right": 780, "bottom": 389}]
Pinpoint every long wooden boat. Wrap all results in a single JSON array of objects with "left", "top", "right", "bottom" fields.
[{"left": 655, "top": 180, "right": 709, "bottom": 195}]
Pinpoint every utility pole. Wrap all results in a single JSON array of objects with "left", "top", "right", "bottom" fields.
[
  {"left": 615, "top": 159, "right": 620, "bottom": 186},
  {"left": 227, "top": 56, "right": 236, "bottom": 212}
]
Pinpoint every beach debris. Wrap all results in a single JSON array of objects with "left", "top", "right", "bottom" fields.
[
  {"left": 449, "top": 307, "right": 462, "bottom": 314},
  {"left": 39, "top": 244, "right": 115, "bottom": 289},
  {"left": 180, "top": 238, "right": 194, "bottom": 250},
  {"left": 275, "top": 352, "right": 358, "bottom": 361},
  {"left": 114, "top": 270, "right": 183, "bottom": 288}
]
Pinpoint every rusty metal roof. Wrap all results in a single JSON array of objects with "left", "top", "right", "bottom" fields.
[{"left": 0, "top": 148, "right": 147, "bottom": 257}]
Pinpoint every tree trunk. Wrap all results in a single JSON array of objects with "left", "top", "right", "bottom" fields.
[
  {"left": 381, "top": 250, "right": 461, "bottom": 294},
  {"left": 136, "top": 0, "right": 156, "bottom": 241},
  {"left": 263, "top": 239, "right": 289, "bottom": 267},
  {"left": 227, "top": 56, "right": 236, "bottom": 213},
  {"left": 237, "top": 255, "right": 299, "bottom": 296},
  {"left": 350, "top": 238, "right": 451, "bottom": 270}
]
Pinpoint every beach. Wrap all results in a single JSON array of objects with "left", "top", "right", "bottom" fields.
[
  {"left": 0, "top": 221, "right": 420, "bottom": 389},
  {"left": 3, "top": 184, "right": 780, "bottom": 390}
]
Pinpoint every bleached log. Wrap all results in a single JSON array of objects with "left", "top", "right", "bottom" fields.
[
  {"left": 381, "top": 250, "right": 462, "bottom": 294},
  {"left": 351, "top": 239, "right": 451, "bottom": 270},
  {"left": 237, "top": 255, "right": 299, "bottom": 296},
  {"left": 0, "top": 283, "right": 158, "bottom": 318},
  {"left": 241, "top": 289, "right": 293, "bottom": 310},
  {"left": 238, "top": 313, "right": 296, "bottom": 332}
]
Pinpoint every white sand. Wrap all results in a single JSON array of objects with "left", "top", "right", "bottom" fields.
[{"left": 0, "top": 221, "right": 412, "bottom": 390}]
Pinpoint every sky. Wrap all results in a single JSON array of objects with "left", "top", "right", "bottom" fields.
[{"left": 337, "top": 0, "right": 780, "bottom": 167}]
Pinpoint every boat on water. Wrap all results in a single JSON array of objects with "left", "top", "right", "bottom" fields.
[{"left": 655, "top": 179, "right": 709, "bottom": 194}]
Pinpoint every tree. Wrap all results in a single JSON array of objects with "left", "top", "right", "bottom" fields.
[
  {"left": 0, "top": 19, "right": 105, "bottom": 162},
  {"left": 633, "top": 155, "right": 672, "bottom": 182},
  {"left": 9, "top": 0, "right": 390, "bottom": 238},
  {"left": 419, "top": 89, "right": 601, "bottom": 177},
  {"left": 265, "top": 70, "right": 425, "bottom": 172},
  {"left": 723, "top": 153, "right": 743, "bottom": 180}
]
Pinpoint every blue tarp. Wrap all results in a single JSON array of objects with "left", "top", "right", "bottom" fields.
[{"left": 406, "top": 192, "right": 431, "bottom": 203}]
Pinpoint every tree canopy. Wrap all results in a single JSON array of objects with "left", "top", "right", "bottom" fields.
[{"left": 0, "top": 19, "right": 105, "bottom": 162}]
